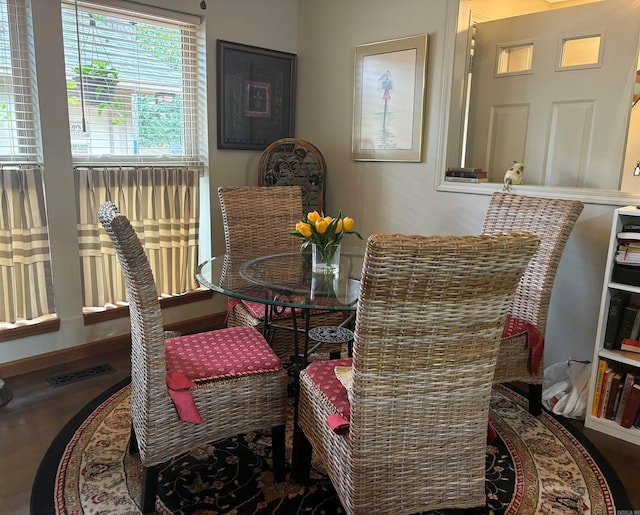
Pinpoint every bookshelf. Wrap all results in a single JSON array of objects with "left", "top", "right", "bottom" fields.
[{"left": 586, "top": 206, "right": 640, "bottom": 445}]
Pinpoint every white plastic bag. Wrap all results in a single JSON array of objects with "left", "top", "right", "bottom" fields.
[{"left": 542, "top": 360, "right": 592, "bottom": 419}]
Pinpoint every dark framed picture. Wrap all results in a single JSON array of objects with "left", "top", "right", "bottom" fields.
[{"left": 216, "top": 40, "right": 296, "bottom": 150}]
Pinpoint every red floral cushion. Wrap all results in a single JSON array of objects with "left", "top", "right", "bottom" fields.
[
  {"left": 165, "top": 326, "right": 282, "bottom": 382},
  {"left": 240, "top": 299, "right": 298, "bottom": 320},
  {"left": 304, "top": 357, "right": 353, "bottom": 420}
]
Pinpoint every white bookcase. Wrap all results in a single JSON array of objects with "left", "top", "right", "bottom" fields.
[{"left": 586, "top": 206, "right": 640, "bottom": 445}]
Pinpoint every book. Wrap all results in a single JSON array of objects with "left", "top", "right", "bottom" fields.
[
  {"left": 598, "top": 368, "right": 614, "bottom": 418},
  {"left": 615, "top": 250, "right": 640, "bottom": 265},
  {"left": 445, "top": 170, "right": 488, "bottom": 178},
  {"left": 604, "top": 372, "right": 622, "bottom": 419},
  {"left": 609, "top": 380, "right": 624, "bottom": 420},
  {"left": 615, "top": 306, "right": 638, "bottom": 350},
  {"left": 617, "top": 242, "right": 640, "bottom": 252},
  {"left": 446, "top": 167, "right": 483, "bottom": 173},
  {"left": 444, "top": 176, "right": 489, "bottom": 183},
  {"left": 617, "top": 231, "right": 640, "bottom": 241},
  {"left": 622, "top": 223, "right": 640, "bottom": 232},
  {"left": 591, "top": 360, "right": 609, "bottom": 417},
  {"left": 620, "top": 383, "right": 640, "bottom": 428},
  {"left": 630, "top": 310, "right": 640, "bottom": 340},
  {"left": 620, "top": 338, "right": 640, "bottom": 353},
  {"left": 612, "top": 264, "right": 640, "bottom": 286},
  {"left": 614, "top": 372, "right": 637, "bottom": 423},
  {"left": 604, "top": 292, "right": 629, "bottom": 349}
]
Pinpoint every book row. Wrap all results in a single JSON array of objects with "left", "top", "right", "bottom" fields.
[
  {"left": 603, "top": 291, "right": 640, "bottom": 351},
  {"left": 445, "top": 168, "right": 488, "bottom": 183},
  {"left": 591, "top": 360, "right": 640, "bottom": 429}
]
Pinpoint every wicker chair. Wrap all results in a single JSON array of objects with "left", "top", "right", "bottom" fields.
[
  {"left": 482, "top": 192, "right": 583, "bottom": 415},
  {"left": 98, "top": 201, "right": 287, "bottom": 513},
  {"left": 293, "top": 232, "right": 540, "bottom": 515},
  {"left": 258, "top": 138, "right": 326, "bottom": 214},
  {"left": 218, "top": 186, "right": 343, "bottom": 361}
]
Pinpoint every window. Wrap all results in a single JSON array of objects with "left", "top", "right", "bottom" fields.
[
  {"left": 496, "top": 42, "right": 533, "bottom": 76},
  {"left": 61, "top": 1, "right": 201, "bottom": 163},
  {"left": 62, "top": 1, "right": 205, "bottom": 311},
  {"left": 558, "top": 34, "right": 602, "bottom": 70},
  {"left": 0, "top": 0, "right": 55, "bottom": 327},
  {"left": 0, "top": 0, "right": 40, "bottom": 162}
]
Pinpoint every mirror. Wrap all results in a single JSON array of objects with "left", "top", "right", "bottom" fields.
[{"left": 445, "top": 0, "right": 640, "bottom": 200}]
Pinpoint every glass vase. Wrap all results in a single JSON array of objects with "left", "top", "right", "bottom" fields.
[{"left": 311, "top": 243, "right": 341, "bottom": 274}]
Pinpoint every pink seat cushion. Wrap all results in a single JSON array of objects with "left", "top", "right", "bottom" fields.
[
  {"left": 231, "top": 298, "right": 335, "bottom": 321},
  {"left": 305, "top": 357, "right": 353, "bottom": 420},
  {"left": 165, "top": 326, "right": 282, "bottom": 382},
  {"left": 240, "top": 299, "right": 298, "bottom": 320}
]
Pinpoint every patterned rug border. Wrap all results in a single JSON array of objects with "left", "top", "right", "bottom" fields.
[
  {"left": 501, "top": 384, "right": 632, "bottom": 511},
  {"left": 31, "top": 377, "right": 131, "bottom": 515},
  {"left": 30, "top": 377, "right": 633, "bottom": 514}
]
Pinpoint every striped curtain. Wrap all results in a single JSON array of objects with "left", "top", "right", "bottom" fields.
[
  {"left": 0, "top": 165, "right": 55, "bottom": 323},
  {"left": 75, "top": 166, "right": 201, "bottom": 310}
]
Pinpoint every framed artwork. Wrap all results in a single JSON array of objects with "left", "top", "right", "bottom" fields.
[
  {"left": 352, "top": 34, "right": 428, "bottom": 162},
  {"left": 216, "top": 40, "right": 296, "bottom": 150}
]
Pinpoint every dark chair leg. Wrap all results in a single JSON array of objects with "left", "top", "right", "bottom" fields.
[
  {"left": 529, "top": 383, "right": 542, "bottom": 416},
  {"left": 271, "top": 424, "right": 286, "bottom": 482},
  {"left": 140, "top": 464, "right": 160, "bottom": 513},
  {"left": 128, "top": 423, "right": 139, "bottom": 455},
  {"left": 291, "top": 423, "right": 312, "bottom": 485}
]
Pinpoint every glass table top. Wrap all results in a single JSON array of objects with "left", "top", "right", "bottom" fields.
[{"left": 196, "top": 246, "right": 364, "bottom": 311}]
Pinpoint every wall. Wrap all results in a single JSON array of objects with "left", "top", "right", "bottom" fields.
[
  {"left": 296, "top": 0, "right": 619, "bottom": 366},
  {"left": 1, "top": 0, "right": 624, "bottom": 370},
  {"left": 0, "top": 0, "right": 299, "bottom": 365}
]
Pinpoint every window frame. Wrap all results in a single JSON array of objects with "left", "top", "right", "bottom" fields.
[{"left": 61, "top": 0, "right": 203, "bottom": 165}]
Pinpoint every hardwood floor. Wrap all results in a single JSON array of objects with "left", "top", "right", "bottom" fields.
[{"left": 1, "top": 348, "right": 639, "bottom": 514}]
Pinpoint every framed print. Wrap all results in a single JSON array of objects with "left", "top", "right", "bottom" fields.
[
  {"left": 217, "top": 40, "right": 296, "bottom": 150},
  {"left": 352, "top": 34, "right": 428, "bottom": 162}
]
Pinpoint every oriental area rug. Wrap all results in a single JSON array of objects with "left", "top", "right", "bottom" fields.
[{"left": 31, "top": 379, "right": 631, "bottom": 514}]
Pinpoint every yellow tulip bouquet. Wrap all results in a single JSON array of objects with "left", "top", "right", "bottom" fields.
[{"left": 292, "top": 210, "right": 363, "bottom": 265}]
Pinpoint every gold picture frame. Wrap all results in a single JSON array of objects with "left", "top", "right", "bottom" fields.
[{"left": 352, "top": 34, "right": 428, "bottom": 162}]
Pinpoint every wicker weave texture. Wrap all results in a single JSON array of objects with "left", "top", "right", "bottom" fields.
[
  {"left": 482, "top": 192, "right": 583, "bottom": 384},
  {"left": 218, "top": 186, "right": 342, "bottom": 360},
  {"left": 97, "top": 201, "right": 287, "bottom": 468},
  {"left": 298, "top": 232, "right": 540, "bottom": 515}
]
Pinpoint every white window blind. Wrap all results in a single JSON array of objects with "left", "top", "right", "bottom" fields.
[
  {"left": 0, "top": 0, "right": 41, "bottom": 163},
  {"left": 61, "top": 0, "right": 202, "bottom": 164}
]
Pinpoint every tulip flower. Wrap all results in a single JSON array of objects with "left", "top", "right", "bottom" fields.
[
  {"left": 315, "top": 219, "right": 328, "bottom": 234},
  {"left": 342, "top": 217, "right": 355, "bottom": 232},
  {"left": 291, "top": 211, "right": 364, "bottom": 266},
  {"left": 296, "top": 221, "right": 312, "bottom": 237},
  {"left": 307, "top": 211, "right": 321, "bottom": 223}
]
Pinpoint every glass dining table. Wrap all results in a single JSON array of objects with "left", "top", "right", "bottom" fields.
[
  {"left": 197, "top": 245, "right": 364, "bottom": 482},
  {"left": 195, "top": 244, "right": 365, "bottom": 374}
]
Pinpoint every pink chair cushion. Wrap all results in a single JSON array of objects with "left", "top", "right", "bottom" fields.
[
  {"left": 240, "top": 299, "right": 298, "bottom": 320},
  {"left": 305, "top": 357, "right": 353, "bottom": 421},
  {"left": 228, "top": 297, "right": 298, "bottom": 321},
  {"left": 165, "top": 326, "right": 282, "bottom": 382}
]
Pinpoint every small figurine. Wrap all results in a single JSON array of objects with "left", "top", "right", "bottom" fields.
[{"left": 503, "top": 161, "right": 525, "bottom": 191}]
